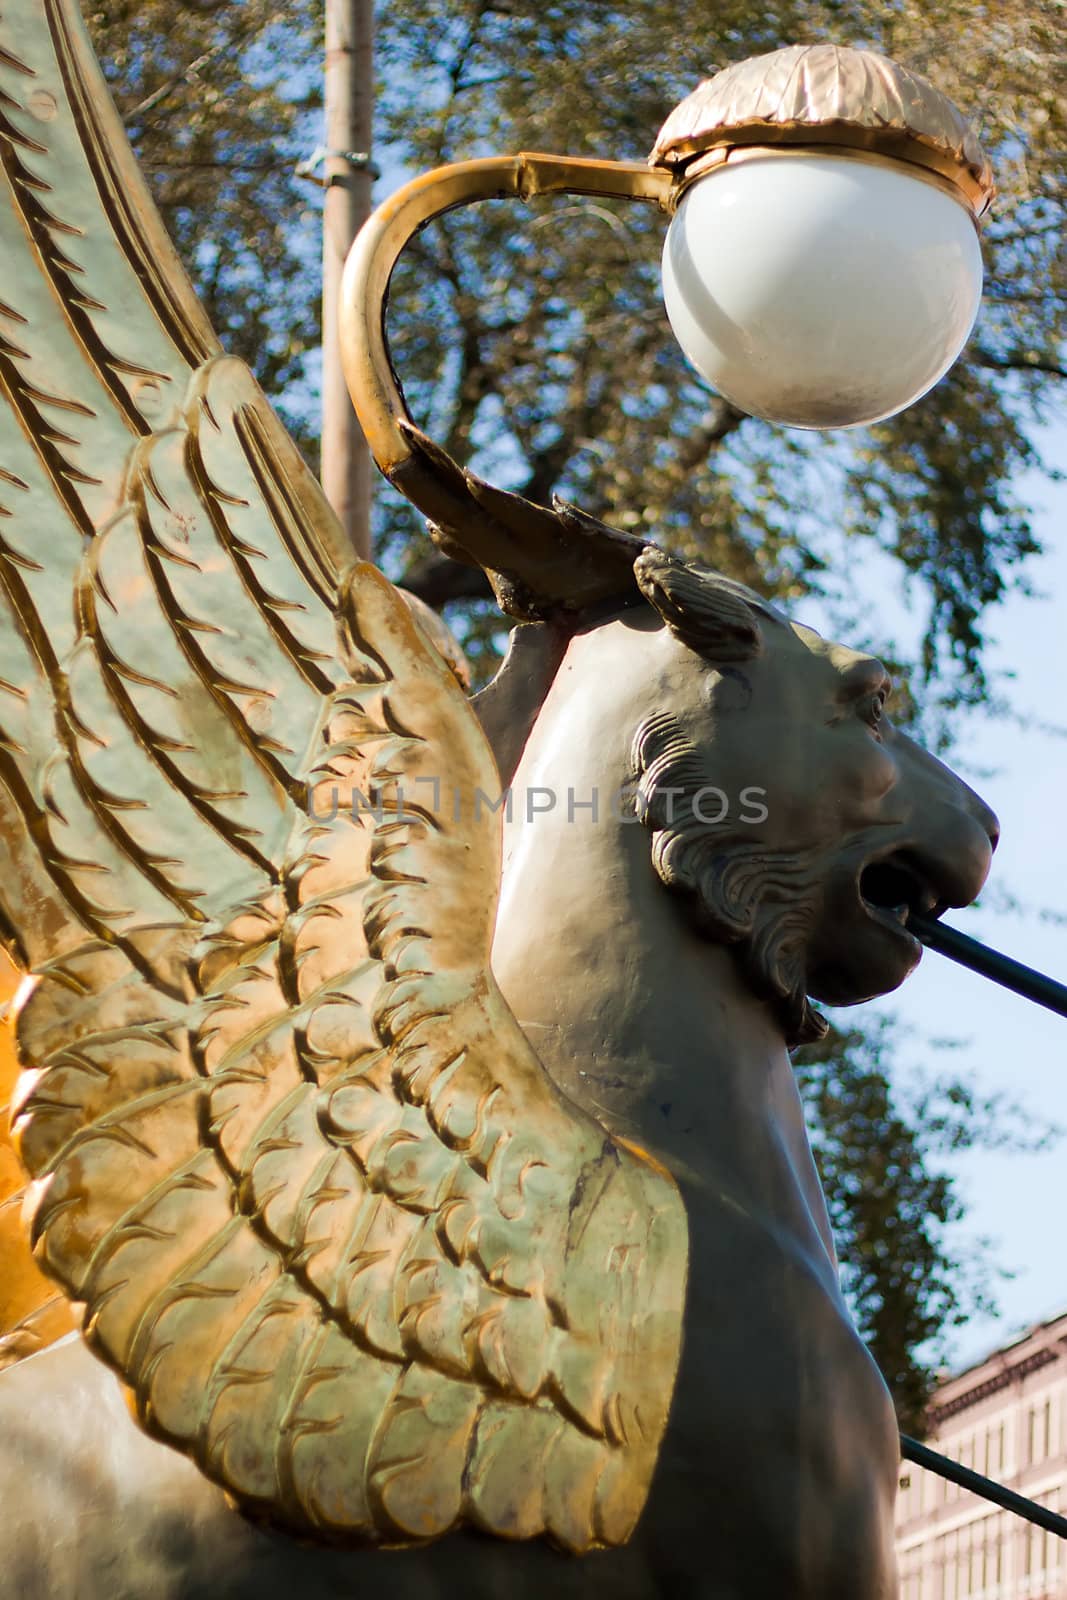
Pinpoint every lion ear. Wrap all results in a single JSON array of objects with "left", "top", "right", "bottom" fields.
[{"left": 634, "top": 548, "right": 762, "bottom": 662}]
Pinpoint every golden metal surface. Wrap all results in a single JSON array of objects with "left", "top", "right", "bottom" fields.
[
  {"left": 0, "top": 0, "right": 686, "bottom": 1553},
  {"left": 340, "top": 154, "right": 672, "bottom": 479},
  {"left": 678, "top": 140, "right": 976, "bottom": 211},
  {"left": 0, "top": 951, "right": 77, "bottom": 1369},
  {"left": 650, "top": 43, "right": 994, "bottom": 218}
]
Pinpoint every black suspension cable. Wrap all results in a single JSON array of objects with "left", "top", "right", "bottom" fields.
[
  {"left": 908, "top": 912, "right": 1067, "bottom": 1021},
  {"left": 900, "top": 1435, "right": 1067, "bottom": 1538}
]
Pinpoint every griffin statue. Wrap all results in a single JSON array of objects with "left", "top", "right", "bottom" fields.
[{"left": 0, "top": 6, "right": 997, "bottom": 1597}]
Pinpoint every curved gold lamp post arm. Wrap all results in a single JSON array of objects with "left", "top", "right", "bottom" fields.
[{"left": 339, "top": 153, "right": 674, "bottom": 481}]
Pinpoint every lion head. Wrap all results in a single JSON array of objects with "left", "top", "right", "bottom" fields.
[
  {"left": 626, "top": 548, "right": 998, "bottom": 1044},
  {"left": 396, "top": 425, "right": 997, "bottom": 1048}
]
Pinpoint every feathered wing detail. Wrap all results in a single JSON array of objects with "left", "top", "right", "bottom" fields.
[
  {"left": 0, "top": 947, "right": 76, "bottom": 1367},
  {"left": 1, "top": 0, "right": 688, "bottom": 1552},
  {"left": 16, "top": 562, "right": 688, "bottom": 1549}
]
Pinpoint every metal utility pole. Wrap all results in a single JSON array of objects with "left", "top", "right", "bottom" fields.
[{"left": 322, "top": 0, "right": 374, "bottom": 558}]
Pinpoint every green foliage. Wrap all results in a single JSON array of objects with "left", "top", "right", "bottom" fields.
[
  {"left": 375, "top": 0, "right": 1064, "bottom": 702},
  {"left": 84, "top": 0, "right": 324, "bottom": 449},
  {"left": 795, "top": 1017, "right": 1055, "bottom": 1432},
  {"left": 84, "top": 0, "right": 1066, "bottom": 1430}
]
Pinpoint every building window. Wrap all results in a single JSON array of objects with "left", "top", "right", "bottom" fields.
[
  {"left": 1024, "top": 1395, "right": 1053, "bottom": 1466},
  {"left": 966, "top": 1523, "right": 976, "bottom": 1597}
]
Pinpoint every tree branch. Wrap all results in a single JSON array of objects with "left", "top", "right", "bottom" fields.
[
  {"left": 972, "top": 347, "right": 1067, "bottom": 381},
  {"left": 672, "top": 399, "right": 749, "bottom": 470},
  {"left": 400, "top": 550, "right": 494, "bottom": 607}
]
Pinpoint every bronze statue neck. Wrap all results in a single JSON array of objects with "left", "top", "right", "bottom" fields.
[
  {"left": 489, "top": 620, "right": 837, "bottom": 1273},
  {"left": 493, "top": 795, "right": 786, "bottom": 1179}
]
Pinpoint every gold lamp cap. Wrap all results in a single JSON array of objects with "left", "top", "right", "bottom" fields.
[{"left": 650, "top": 43, "right": 994, "bottom": 218}]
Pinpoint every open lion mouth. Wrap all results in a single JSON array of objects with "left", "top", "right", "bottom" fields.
[{"left": 859, "top": 854, "right": 941, "bottom": 927}]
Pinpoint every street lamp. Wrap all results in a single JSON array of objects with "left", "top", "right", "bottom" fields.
[
  {"left": 341, "top": 43, "right": 993, "bottom": 482},
  {"left": 655, "top": 46, "right": 992, "bottom": 428}
]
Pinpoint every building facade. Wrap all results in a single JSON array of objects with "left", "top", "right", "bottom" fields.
[{"left": 896, "top": 1310, "right": 1067, "bottom": 1599}]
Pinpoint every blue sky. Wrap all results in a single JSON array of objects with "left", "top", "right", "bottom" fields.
[{"left": 821, "top": 417, "right": 1067, "bottom": 1373}]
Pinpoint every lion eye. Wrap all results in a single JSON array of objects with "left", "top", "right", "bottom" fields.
[{"left": 860, "top": 690, "right": 887, "bottom": 729}]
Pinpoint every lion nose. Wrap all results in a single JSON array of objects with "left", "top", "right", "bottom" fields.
[
  {"left": 933, "top": 806, "right": 997, "bottom": 909},
  {"left": 896, "top": 736, "right": 999, "bottom": 908},
  {"left": 955, "top": 781, "right": 999, "bottom": 858},
  {"left": 976, "top": 797, "right": 1000, "bottom": 853},
  {"left": 905, "top": 808, "right": 995, "bottom": 913}
]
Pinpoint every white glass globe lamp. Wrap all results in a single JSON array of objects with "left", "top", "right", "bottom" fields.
[{"left": 651, "top": 45, "right": 994, "bottom": 430}]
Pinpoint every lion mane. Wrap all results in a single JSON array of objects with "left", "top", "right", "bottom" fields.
[{"left": 631, "top": 552, "right": 829, "bottom": 1047}]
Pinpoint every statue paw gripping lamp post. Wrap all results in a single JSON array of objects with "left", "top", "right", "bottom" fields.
[{"left": 342, "top": 41, "right": 995, "bottom": 482}]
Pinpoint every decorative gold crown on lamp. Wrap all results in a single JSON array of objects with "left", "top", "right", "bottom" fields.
[{"left": 649, "top": 43, "right": 994, "bottom": 219}]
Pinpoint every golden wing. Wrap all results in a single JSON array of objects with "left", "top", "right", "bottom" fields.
[
  {"left": 0, "top": 0, "right": 687, "bottom": 1553},
  {"left": 0, "top": 947, "right": 76, "bottom": 1367}
]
